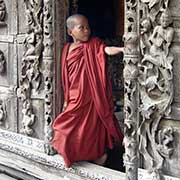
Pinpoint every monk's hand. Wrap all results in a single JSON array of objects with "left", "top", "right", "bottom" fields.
[
  {"left": 119, "top": 47, "right": 124, "bottom": 53},
  {"left": 62, "top": 101, "right": 67, "bottom": 111},
  {"left": 105, "top": 46, "right": 124, "bottom": 56}
]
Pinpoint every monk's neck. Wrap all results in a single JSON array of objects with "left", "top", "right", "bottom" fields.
[{"left": 72, "top": 40, "right": 83, "bottom": 45}]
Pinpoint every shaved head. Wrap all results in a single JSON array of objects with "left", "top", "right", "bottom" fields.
[{"left": 66, "top": 14, "right": 88, "bottom": 30}]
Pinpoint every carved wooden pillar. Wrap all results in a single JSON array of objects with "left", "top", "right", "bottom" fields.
[
  {"left": 43, "top": 0, "right": 54, "bottom": 154},
  {"left": 123, "top": 0, "right": 139, "bottom": 180}
]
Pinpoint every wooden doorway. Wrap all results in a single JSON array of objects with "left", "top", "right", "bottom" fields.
[{"left": 69, "top": 0, "right": 125, "bottom": 172}]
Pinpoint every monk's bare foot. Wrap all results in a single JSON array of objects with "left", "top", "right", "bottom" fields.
[{"left": 93, "top": 153, "right": 107, "bottom": 165}]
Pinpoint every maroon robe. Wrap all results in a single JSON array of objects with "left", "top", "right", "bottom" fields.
[{"left": 51, "top": 38, "right": 123, "bottom": 167}]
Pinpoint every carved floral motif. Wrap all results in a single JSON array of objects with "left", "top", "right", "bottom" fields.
[
  {"left": 138, "top": 0, "right": 175, "bottom": 176},
  {"left": 17, "top": 0, "right": 43, "bottom": 136}
]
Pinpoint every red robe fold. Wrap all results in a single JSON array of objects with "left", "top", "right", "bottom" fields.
[{"left": 51, "top": 37, "right": 123, "bottom": 167}]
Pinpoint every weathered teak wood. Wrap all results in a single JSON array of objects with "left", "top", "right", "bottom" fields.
[
  {"left": 123, "top": 0, "right": 180, "bottom": 179},
  {"left": 0, "top": 0, "right": 180, "bottom": 179},
  {"left": 123, "top": 0, "right": 139, "bottom": 179}
]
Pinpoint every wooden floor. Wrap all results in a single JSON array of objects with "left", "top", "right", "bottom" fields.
[{"left": 0, "top": 173, "right": 18, "bottom": 180}]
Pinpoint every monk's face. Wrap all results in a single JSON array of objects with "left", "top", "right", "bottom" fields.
[{"left": 69, "top": 17, "right": 91, "bottom": 43}]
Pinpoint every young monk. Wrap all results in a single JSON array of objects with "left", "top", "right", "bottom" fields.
[{"left": 51, "top": 14, "right": 124, "bottom": 168}]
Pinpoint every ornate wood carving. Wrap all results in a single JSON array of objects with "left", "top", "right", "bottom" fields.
[
  {"left": 0, "top": 129, "right": 45, "bottom": 152},
  {"left": 17, "top": 0, "right": 43, "bottom": 136},
  {"left": 123, "top": 0, "right": 139, "bottom": 180},
  {"left": 0, "top": 50, "right": 6, "bottom": 75},
  {"left": 0, "top": 138, "right": 124, "bottom": 180},
  {"left": 0, "top": 0, "right": 6, "bottom": 26},
  {"left": 0, "top": 99, "right": 6, "bottom": 125},
  {"left": 43, "top": 0, "right": 55, "bottom": 154},
  {"left": 138, "top": 0, "right": 175, "bottom": 177}
]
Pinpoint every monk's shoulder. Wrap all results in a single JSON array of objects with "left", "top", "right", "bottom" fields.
[
  {"left": 88, "top": 37, "right": 105, "bottom": 48},
  {"left": 89, "top": 37, "right": 102, "bottom": 43}
]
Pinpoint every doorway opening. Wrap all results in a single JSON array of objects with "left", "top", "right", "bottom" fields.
[
  {"left": 75, "top": 0, "right": 124, "bottom": 39},
  {"left": 70, "top": 0, "right": 125, "bottom": 172}
]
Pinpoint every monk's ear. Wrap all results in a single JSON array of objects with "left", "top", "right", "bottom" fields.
[{"left": 67, "top": 29, "right": 72, "bottom": 36}]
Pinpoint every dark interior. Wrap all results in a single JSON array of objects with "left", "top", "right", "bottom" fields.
[{"left": 77, "top": 0, "right": 116, "bottom": 38}]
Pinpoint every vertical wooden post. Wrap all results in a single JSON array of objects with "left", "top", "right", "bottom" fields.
[
  {"left": 123, "top": 0, "right": 139, "bottom": 179},
  {"left": 43, "top": 0, "right": 54, "bottom": 154}
]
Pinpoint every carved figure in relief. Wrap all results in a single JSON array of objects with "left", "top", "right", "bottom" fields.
[
  {"left": 22, "top": 100, "right": 35, "bottom": 135},
  {"left": 24, "top": 32, "right": 36, "bottom": 56},
  {"left": 141, "top": 0, "right": 169, "bottom": 9},
  {"left": 26, "top": 63, "right": 41, "bottom": 91},
  {"left": 138, "top": 8, "right": 174, "bottom": 172},
  {"left": 139, "top": 9, "right": 174, "bottom": 99},
  {"left": 34, "top": 27, "right": 43, "bottom": 55},
  {"left": 0, "top": 50, "right": 5, "bottom": 74},
  {"left": 140, "top": 17, "right": 152, "bottom": 55},
  {"left": 140, "top": 0, "right": 169, "bottom": 23},
  {"left": 149, "top": 9, "right": 173, "bottom": 58}
]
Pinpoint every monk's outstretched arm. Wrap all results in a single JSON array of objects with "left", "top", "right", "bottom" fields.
[{"left": 104, "top": 46, "right": 124, "bottom": 56}]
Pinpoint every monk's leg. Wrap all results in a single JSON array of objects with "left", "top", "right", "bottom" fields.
[{"left": 93, "top": 153, "right": 107, "bottom": 165}]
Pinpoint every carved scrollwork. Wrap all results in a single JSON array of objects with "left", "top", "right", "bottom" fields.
[
  {"left": 0, "top": 99, "right": 6, "bottom": 125},
  {"left": 0, "top": 0, "right": 6, "bottom": 26},
  {"left": 43, "top": 0, "right": 55, "bottom": 155},
  {"left": 138, "top": 0, "right": 175, "bottom": 175},
  {"left": 17, "top": 0, "right": 43, "bottom": 136},
  {"left": 0, "top": 50, "right": 6, "bottom": 75},
  {"left": 157, "top": 127, "right": 174, "bottom": 158}
]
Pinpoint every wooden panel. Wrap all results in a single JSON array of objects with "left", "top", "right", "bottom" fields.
[
  {"left": 17, "top": 0, "right": 26, "bottom": 34},
  {"left": 0, "top": 91, "right": 17, "bottom": 132},
  {"left": 18, "top": 99, "right": 45, "bottom": 140},
  {"left": 0, "top": 0, "right": 18, "bottom": 35}
]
